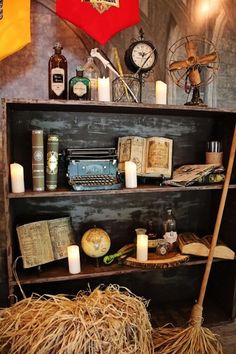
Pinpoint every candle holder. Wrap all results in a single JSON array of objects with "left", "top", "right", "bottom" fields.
[{"left": 112, "top": 74, "right": 141, "bottom": 103}]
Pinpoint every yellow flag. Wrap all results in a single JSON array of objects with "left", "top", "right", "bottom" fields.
[{"left": 0, "top": 0, "right": 31, "bottom": 61}]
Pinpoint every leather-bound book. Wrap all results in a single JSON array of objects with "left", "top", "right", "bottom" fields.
[
  {"left": 46, "top": 134, "right": 59, "bottom": 191},
  {"left": 32, "top": 130, "right": 45, "bottom": 191}
]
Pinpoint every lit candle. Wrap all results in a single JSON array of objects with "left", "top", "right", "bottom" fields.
[
  {"left": 136, "top": 234, "right": 148, "bottom": 262},
  {"left": 98, "top": 77, "right": 110, "bottom": 101},
  {"left": 10, "top": 163, "right": 25, "bottom": 193},
  {"left": 156, "top": 80, "right": 167, "bottom": 104},
  {"left": 125, "top": 161, "right": 137, "bottom": 188},
  {"left": 67, "top": 245, "right": 81, "bottom": 274}
]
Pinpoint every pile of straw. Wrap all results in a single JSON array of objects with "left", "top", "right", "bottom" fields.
[{"left": 0, "top": 284, "right": 154, "bottom": 354}]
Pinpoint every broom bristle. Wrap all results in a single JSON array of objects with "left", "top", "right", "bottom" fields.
[{"left": 152, "top": 324, "right": 223, "bottom": 354}]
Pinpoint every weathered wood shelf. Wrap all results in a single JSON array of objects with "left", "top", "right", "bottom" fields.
[
  {"left": 10, "top": 257, "right": 225, "bottom": 286},
  {"left": 8, "top": 183, "right": 236, "bottom": 199}
]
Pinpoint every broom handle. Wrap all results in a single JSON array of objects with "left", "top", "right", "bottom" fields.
[{"left": 197, "top": 124, "right": 236, "bottom": 307}]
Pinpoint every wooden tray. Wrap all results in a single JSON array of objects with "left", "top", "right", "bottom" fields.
[{"left": 121, "top": 252, "right": 189, "bottom": 269}]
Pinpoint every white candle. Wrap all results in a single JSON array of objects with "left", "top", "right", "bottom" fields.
[
  {"left": 67, "top": 245, "right": 81, "bottom": 274},
  {"left": 10, "top": 163, "right": 25, "bottom": 193},
  {"left": 125, "top": 161, "right": 137, "bottom": 188},
  {"left": 156, "top": 80, "right": 167, "bottom": 104},
  {"left": 136, "top": 234, "right": 148, "bottom": 262},
  {"left": 98, "top": 77, "right": 110, "bottom": 101}
]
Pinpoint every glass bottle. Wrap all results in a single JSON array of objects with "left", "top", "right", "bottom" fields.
[
  {"left": 48, "top": 43, "right": 67, "bottom": 99},
  {"left": 162, "top": 208, "right": 178, "bottom": 248},
  {"left": 146, "top": 219, "right": 158, "bottom": 252},
  {"left": 69, "top": 67, "right": 91, "bottom": 100},
  {"left": 83, "top": 57, "right": 100, "bottom": 101}
]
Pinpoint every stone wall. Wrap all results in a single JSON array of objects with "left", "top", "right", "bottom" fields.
[{"left": 0, "top": 0, "right": 236, "bottom": 306}]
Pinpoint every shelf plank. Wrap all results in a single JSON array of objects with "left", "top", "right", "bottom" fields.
[
  {"left": 10, "top": 257, "right": 226, "bottom": 286},
  {"left": 8, "top": 184, "right": 236, "bottom": 199}
]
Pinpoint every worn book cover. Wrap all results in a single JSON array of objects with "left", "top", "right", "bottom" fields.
[
  {"left": 164, "top": 164, "right": 222, "bottom": 187},
  {"left": 117, "top": 136, "right": 173, "bottom": 178},
  {"left": 178, "top": 232, "right": 235, "bottom": 259},
  {"left": 17, "top": 217, "right": 75, "bottom": 268}
]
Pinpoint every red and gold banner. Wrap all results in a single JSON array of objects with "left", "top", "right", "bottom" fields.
[
  {"left": 56, "top": 0, "right": 140, "bottom": 45},
  {"left": 0, "top": 0, "right": 31, "bottom": 61}
]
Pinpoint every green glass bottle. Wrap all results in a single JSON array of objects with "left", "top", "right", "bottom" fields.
[{"left": 69, "top": 67, "right": 91, "bottom": 100}]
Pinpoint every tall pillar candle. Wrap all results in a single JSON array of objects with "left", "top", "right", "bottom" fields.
[
  {"left": 10, "top": 163, "right": 25, "bottom": 193},
  {"left": 98, "top": 77, "right": 110, "bottom": 101},
  {"left": 136, "top": 234, "right": 148, "bottom": 262},
  {"left": 67, "top": 245, "right": 81, "bottom": 274},
  {"left": 125, "top": 161, "right": 137, "bottom": 188},
  {"left": 156, "top": 80, "right": 167, "bottom": 104}
]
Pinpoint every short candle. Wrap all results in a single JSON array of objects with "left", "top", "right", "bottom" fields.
[
  {"left": 67, "top": 245, "right": 81, "bottom": 274},
  {"left": 10, "top": 163, "right": 25, "bottom": 193},
  {"left": 125, "top": 161, "right": 137, "bottom": 188},
  {"left": 136, "top": 234, "right": 148, "bottom": 262},
  {"left": 98, "top": 77, "right": 110, "bottom": 102},
  {"left": 156, "top": 80, "right": 167, "bottom": 104}
]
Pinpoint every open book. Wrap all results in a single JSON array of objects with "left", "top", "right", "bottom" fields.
[
  {"left": 17, "top": 217, "right": 75, "bottom": 268},
  {"left": 117, "top": 136, "right": 173, "bottom": 178},
  {"left": 164, "top": 164, "right": 222, "bottom": 187},
  {"left": 178, "top": 232, "right": 235, "bottom": 260}
]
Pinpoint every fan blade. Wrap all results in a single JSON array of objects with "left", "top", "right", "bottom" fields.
[
  {"left": 169, "top": 60, "right": 189, "bottom": 71},
  {"left": 189, "top": 68, "right": 201, "bottom": 86},
  {"left": 198, "top": 52, "right": 217, "bottom": 65},
  {"left": 185, "top": 40, "right": 197, "bottom": 59}
]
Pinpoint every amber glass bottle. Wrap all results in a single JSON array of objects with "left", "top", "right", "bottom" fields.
[{"left": 48, "top": 43, "right": 67, "bottom": 99}]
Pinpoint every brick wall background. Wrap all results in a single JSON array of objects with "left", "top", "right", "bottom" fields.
[{"left": 0, "top": 0, "right": 236, "bottom": 306}]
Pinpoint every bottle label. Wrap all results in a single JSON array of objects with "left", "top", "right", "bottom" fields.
[
  {"left": 73, "top": 81, "right": 87, "bottom": 97},
  {"left": 90, "top": 78, "right": 98, "bottom": 89},
  {"left": 148, "top": 239, "right": 158, "bottom": 248},
  {"left": 163, "top": 231, "right": 177, "bottom": 244},
  {"left": 51, "top": 68, "right": 65, "bottom": 96}
]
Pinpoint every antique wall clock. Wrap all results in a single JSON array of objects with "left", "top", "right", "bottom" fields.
[
  {"left": 124, "top": 29, "right": 158, "bottom": 102},
  {"left": 124, "top": 29, "right": 158, "bottom": 74}
]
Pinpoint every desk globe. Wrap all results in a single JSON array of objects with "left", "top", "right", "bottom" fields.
[{"left": 81, "top": 227, "right": 111, "bottom": 258}]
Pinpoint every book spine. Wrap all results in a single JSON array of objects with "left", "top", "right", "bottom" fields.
[
  {"left": 46, "top": 134, "right": 59, "bottom": 191},
  {"left": 32, "top": 130, "right": 45, "bottom": 191}
]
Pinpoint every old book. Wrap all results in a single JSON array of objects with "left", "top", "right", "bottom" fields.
[
  {"left": 164, "top": 164, "right": 222, "bottom": 187},
  {"left": 16, "top": 217, "right": 75, "bottom": 268},
  {"left": 46, "top": 134, "right": 59, "bottom": 191},
  {"left": 178, "top": 232, "right": 235, "bottom": 260},
  {"left": 32, "top": 129, "right": 45, "bottom": 191},
  {"left": 118, "top": 136, "right": 173, "bottom": 178}
]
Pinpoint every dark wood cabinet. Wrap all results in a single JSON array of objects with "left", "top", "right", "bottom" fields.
[{"left": 2, "top": 99, "right": 236, "bottom": 326}]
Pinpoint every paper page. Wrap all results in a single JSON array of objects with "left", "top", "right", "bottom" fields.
[
  {"left": 48, "top": 217, "right": 75, "bottom": 260},
  {"left": 17, "top": 221, "right": 54, "bottom": 268},
  {"left": 145, "top": 137, "right": 173, "bottom": 177},
  {"left": 118, "top": 136, "right": 146, "bottom": 174}
]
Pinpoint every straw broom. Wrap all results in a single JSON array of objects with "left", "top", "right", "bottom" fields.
[{"left": 153, "top": 123, "right": 236, "bottom": 354}]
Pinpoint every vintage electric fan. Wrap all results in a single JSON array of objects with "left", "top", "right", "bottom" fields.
[{"left": 168, "top": 35, "right": 219, "bottom": 105}]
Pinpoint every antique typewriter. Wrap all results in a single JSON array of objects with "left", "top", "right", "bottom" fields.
[{"left": 65, "top": 147, "right": 122, "bottom": 191}]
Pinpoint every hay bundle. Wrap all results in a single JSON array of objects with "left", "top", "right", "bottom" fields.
[{"left": 0, "top": 284, "right": 154, "bottom": 354}]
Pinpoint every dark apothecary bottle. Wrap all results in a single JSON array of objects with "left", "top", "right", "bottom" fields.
[
  {"left": 83, "top": 57, "right": 100, "bottom": 101},
  {"left": 48, "top": 43, "right": 67, "bottom": 99},
  {"left": 162, "top": 208, "right": 178, "bottom": 249},
  {"left": 69, "top": 67, "right": 91, "bottom": 100},
  {"left": 146, "top": 219, "right": 158, "bottom": 252}
]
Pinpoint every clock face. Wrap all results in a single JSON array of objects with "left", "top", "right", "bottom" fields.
[{"left": 131, "top": 42, "right": 156, "bottom": 70}]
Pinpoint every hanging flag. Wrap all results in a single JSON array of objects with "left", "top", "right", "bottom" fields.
[
  {"left": 0, "top": 0, "right": 31, "bottom": 61},
  {"left": 56, "top": 0, "right": 140, "bottom": 45}
]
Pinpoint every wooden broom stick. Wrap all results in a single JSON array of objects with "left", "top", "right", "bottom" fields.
[{"left": 195, "top": 124, "right": 236, "bottom": 314}]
